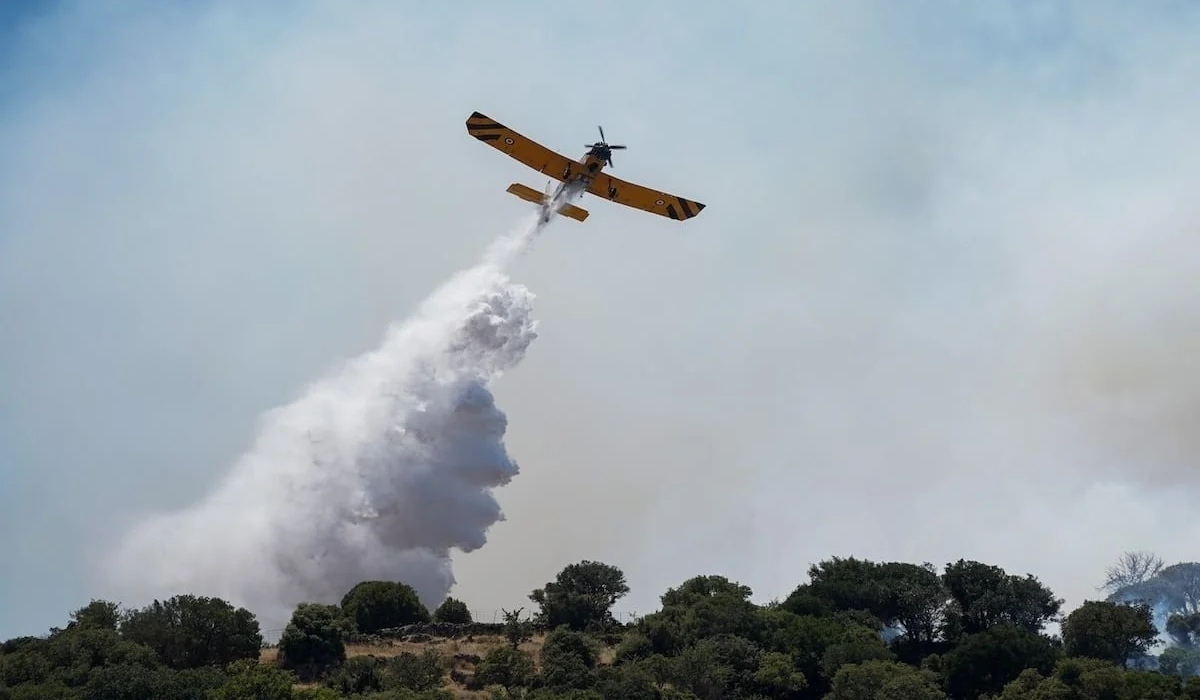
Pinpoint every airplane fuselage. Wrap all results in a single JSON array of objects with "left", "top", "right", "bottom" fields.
[{"left": 539, "top": 147, "right": 613, "bottom": 221}]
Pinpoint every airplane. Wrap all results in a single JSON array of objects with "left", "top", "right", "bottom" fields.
[{"left": 465, "top": 111, "right": 706, "bottom": 224}]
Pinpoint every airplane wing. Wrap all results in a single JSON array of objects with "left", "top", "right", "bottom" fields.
[
  {"left": 466, "top": 111, "right": 579, "bottom": 181},
  {"left": 586, "top": 173, "right": 706, "bottom": 221}
]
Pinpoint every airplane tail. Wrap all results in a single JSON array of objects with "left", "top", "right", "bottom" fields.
[{"left": 505, "top": 182, "right": 589, "bottom": 222}]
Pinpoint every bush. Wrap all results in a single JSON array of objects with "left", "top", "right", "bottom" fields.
[
  {"left": 342, "top": 581, "right": 432, "bottom": 633},
  {"left": 382, "top": 648, "right": 445, "bottom": 692},
  {"left": 118, "top": 594, "right": 262, "bottom": 669},
  {"left": 277, "top": 602, "right": 349, "bottom": 681},
  {"left": 473, "top": 646, "right": 536, "bottom": 689},
  {"left": 433, "top": 597, "right": 472, "bottom": 624}
]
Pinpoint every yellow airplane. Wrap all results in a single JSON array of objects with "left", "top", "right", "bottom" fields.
[{"left": 465, "top": 111, "right": 706, "bottom": 224}]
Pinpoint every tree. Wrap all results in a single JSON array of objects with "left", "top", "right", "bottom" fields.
[
  {"left": 473, "top": 646, "right": 536, "bottom": 689},
  {"left": 501, "top": 608, "right": 534, "bottom": 649},
  {"left": 661, "top": 575, "right": 753, "bottom": 609},
  {"left": 83, "top": 663, "right": 226, "bottom": 700},
  {"left": 882, "top": 562, "right": 954, "bottom": 648},
  {"left": 1168, "top": 612, "right": 1200, "bottom": 646},
  {"left": 793, "top": 557, "right": 953, "bottom": 652},
  {"left": 595, "top": 662, "right": 673, "bottom": 700},
  {"left": 1159, "top": 645, "right": 1200, "bottom": 679},
  {"left": 118, "top": 594, "right": 262, "bottom": 669},
  {"left": 792, "top": 557, "right": 886, "bottom": 620},
  {"left": 68, "top": 600, "right": 121, "bottom": 631},
  {"left": 529, "top": 561, "right": 630, "bottom": 632},
  {"left": 819, "top": 624, "right": 896, "bottom": 680},
  {"left": 324, "top": 655, "right": 384, "bottom": 695},
  {"left": 1061, "top": 600, "right": 1158, "bottom": 668},
  {"left": 382, "top": 648, "right": 446, "bottom": 691},
  {"left": 277, "top": 602, "right": 349, "bottom": 681},
  {"left": 1159, "top": 563, "right": 1200, "bottom": 615},
  {"left": 1161, "top": 612, "right": 1200, "bottom": 679},
  {"left": 826, "top": 660, "right": 946, "bottom": 700},
  {"left": 1107, "top": 561, "right": 1200, "bottom": 617},
  {"left": 939, "top": 624, "right": 1060, "bottom": 700},
  {"left": 340, "top": 580, "right": 431, "bottom": 633},
  {"left": 1102, "top": 551, "right": 1165, "bottom": 593},
  {"left": 433, "top": 597, "right": 472, "bottom": 624},
  {"left": 665, "top": 633, "right": 798, "bottom": 700},
  {"left": 635, "top": 574, "right": 762, "bottom": 656},
  {"left": 210, "top": 659, "right": 296, "bottom": 700},
  {"left": 941, "top": 560, "right": 1063, "bottom": 637},
  {"left": 538, "top": 628, "right": 600, "bottom": 690}
]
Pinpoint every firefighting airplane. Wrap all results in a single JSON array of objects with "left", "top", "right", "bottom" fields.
[{"left": 465, "top": 111, "right": 706, "bottom": 224}]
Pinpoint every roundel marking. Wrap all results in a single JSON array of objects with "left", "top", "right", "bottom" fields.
[
  {"left": 504, "top": 137, "right": 514, "bottom": 145},
  {"left": 655, "top": 199, "right": 665, "bottom": 206}
]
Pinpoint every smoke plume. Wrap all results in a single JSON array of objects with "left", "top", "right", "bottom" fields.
[{"left": 103, "top": 213, "right": 548, "bottom": 630}]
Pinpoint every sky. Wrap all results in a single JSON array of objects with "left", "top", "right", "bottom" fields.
[{"left": 3, "top": 0, "right": 1200, "bottom": 637}]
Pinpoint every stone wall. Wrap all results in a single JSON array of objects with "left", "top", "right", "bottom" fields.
[{"left": 345, "top": 621, "right": 507, "bottom": 644}]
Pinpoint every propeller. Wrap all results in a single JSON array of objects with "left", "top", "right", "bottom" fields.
[{"left": 585, "top": 125, "right": 626, "bottom": 167}]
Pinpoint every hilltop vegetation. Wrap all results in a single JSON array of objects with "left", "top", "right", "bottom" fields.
[{"left": 3, "top": 553, "right": 1200, "bottom": 699}]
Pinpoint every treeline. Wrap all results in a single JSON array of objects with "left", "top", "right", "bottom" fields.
[{"left": 2, "top": 552, "right": 1199, "bottom": 699}]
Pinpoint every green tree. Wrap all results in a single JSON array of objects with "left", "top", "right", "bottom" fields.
[
  {"left": 939, "top": 624, "right": 1060, "bottom": 700},
  {"left": 529, "top": 561, "right": 630, "bottom": 632},
  {"left": 324, "top": 655, "right": 384, "bottom": 695},
  {"left": 749, "top": 606, "right": 899, "bottom": 698},
  {"left": 277, "top": 602, "right": 349, "bottom": 681},
  {"left": 1162, "top": 611, "right": 1200, "bottom": 679},
  {"left": 612, "top": 632, "right": 655, "bottom": 665},
  {"left": 1061, "top": 600, "right": 1158, "bottom": 668},
  {"left": 67, "top": 601, "right": 121, "bottom": 632},
  {"left": 39, "top": 627, "right": 160, "bottom": 687},
  {"left": 433, "top": 597, "right": 472, "bottom": 624},
  {"left": 118, "top": 594, "right": 262, "bottom": 670},
  {"left": 819, "top": 623, "right": 896, "bottom": 680},
  {"left": 501, "top": 608, "right": 534, "bottom": 649},
  {"left": 786, "top": 558, "right": 953, "bottom": 658},
  {"left": 637, "top": 575, "right": 760, "bottom": 655},
  {"left": 340, "top": 581, "right": 431, "bottom": 633},
  {"left": 995, "top": 657, "right": 1178, "bottom": 700},
  {"left": 668, "top": 634, "right": 759, "bottom": 700},
  {"left": 826, "top": 659, "right": 946, "bottom": 700},
  {"left": 1108, "top": 561, "right": 1200, "bottom": 617},
  {"left": 381, "top": 648, "right": 445, "bottom": 691},
  {"left": 1156, "top": 563, "right": 1200, "bottom": 614},
  {"left": 82, "top": 664, "right": 226, "bottom": 700},
  {"left": 1167, "top": 612, "right": 1200, "bottom": 646},
  {"left": 538, "top": 628, "right": 600, "bottom": 690},
  {"left": 594, "top": 663, "right": 666, "bottom": 700},
  {"left": 210, "top": 659, "right": 297, "bottom": 700},
  {"left": 474, "top": 646, "right": 536, "bottom": 689},
  {"left": 1160, "top": 645, "right": 1200, "bottom": 679},
  {"left": 752, "top": 651, "right": 807, "bottom": 698},
  {"left": 941, "top": 560, "right": 1063, "bottom": 637}
]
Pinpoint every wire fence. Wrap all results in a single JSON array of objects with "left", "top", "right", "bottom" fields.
[{"left": 258, "top": 609, "right": 644, "bottom": 646}]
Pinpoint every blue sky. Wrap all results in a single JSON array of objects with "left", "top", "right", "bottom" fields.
[{"left": 3, "top": 0, "right": 1200, "bottom": 638}]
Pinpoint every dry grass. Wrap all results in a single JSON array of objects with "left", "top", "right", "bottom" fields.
[
  {"left": 261, "top": 632, "right": 604, "bottom": 698},
  {"left": 344, "top": 633, "right": 546, "bottom": 663}
]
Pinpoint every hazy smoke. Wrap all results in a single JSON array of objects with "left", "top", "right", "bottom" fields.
[{"left": 104, "top": 213, "right": 547, "bottom": 629}]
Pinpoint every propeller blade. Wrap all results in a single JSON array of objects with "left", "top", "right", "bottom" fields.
[{"left": 598, "top": 125, "right": 605, "bottom": 142}]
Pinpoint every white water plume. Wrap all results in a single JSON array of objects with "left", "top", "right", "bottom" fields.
[{"left": 104, "top": 213, "right": 548, "bottom": 629}]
